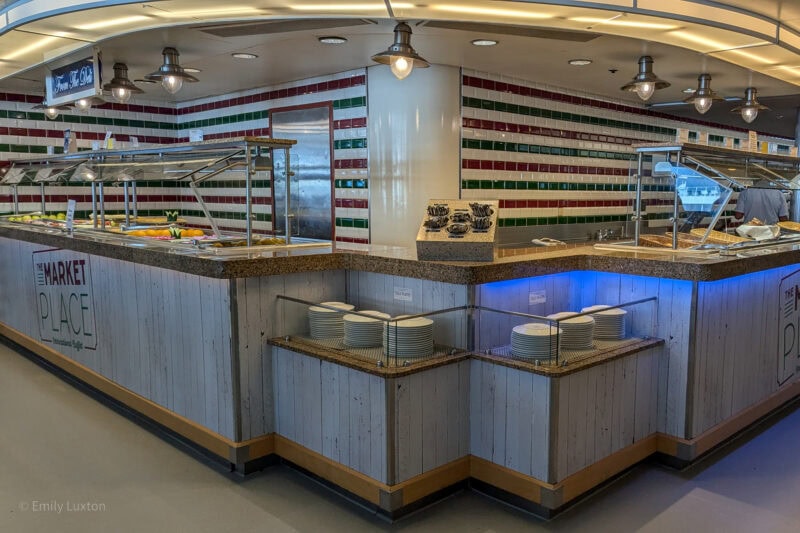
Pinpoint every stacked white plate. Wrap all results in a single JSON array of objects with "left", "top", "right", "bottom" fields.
[
  {"left": 547, "top": 312, "right": 595, "bottom": 350},
  {"left": 511, "top": 322, "right": 562, "bottom": 359},
  {"left": 343, "top": 310, "right": 391, "bottom": 348},
  {"left": 308, "top": 302, "right": 355, "bottom": 339},
  {"left": 581, "top": 305, "right": 627, "bottom": 340},
  {"left": 383, "top": 316, "right": 434, "bottom": 358}
]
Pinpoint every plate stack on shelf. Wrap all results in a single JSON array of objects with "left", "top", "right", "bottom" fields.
[
  {"left": 383, "top": 316, "right": 434, "bottom": 358},
  {"left": 581, "top": 305, "right": 627, "bottom": 340},
  {"left": 343, "top": 310, "right": 390, "bottom": 348},
  {"left": 510, "top": 322, "right": 562, "bottom": 359},
  {"left": 308, "top": 302, "right": 355, "bottom": 339},
  {"left": 546, "top": 312, "right": 595, "bottom": 350}
]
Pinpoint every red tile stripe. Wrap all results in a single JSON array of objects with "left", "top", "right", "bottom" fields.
[
  {"left": 462, "top": 75, "right": 789, "bottom": 139},
  {"left": 334, "top": 159, "right": 368, "bottom": 169},
  {"left": 178, "top": 75, "right": 366, "bottom": 116},
  {"left": 335, "top": 236, "right": 369, "bottom": 244},
  {"left": 333, "top": 117, "right": 367, "bottom": 130},
  {"left": 463, "top": 118, "right": 638, "bottom": 146},
  {"left": 335, "top": 198, "right": 369, "bottom": 209},
  {"left": 462, "top": 159, "right": 628, "bottom": 175}
]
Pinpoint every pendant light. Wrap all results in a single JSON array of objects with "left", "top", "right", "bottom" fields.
[
  {"left": 683, "top": 74, "right": 723, "bottom": 114},
  {"left": 620, "top": 56, "right": 670, "bottom": 101},
  {"left": 102, "top": 63, "right": 144, "bottom": 103},
  {"left": 371, "top": 22, "right": 429, "bottom": 80},
  {"left": 145, "top": 47, "right": 198, "bottom": 94},
  {"left": 730, "top": 87, "right": 768, "bottom": 124},
  {"left": 74, "top": 96, "right": 105, "bottom": 112},
  {"left": 32, "top": 101, "right": 71, "bottom": 120}
]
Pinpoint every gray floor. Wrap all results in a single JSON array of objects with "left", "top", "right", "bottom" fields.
[{"left": 2, "top": 341, "right": 799, "bottom": 533}]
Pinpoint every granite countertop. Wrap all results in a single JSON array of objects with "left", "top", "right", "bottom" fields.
[{"left": 3, "top": 223, "right": 800, "bottom": 283}]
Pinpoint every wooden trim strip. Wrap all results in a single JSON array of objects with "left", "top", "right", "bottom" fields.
[
  {"left": 393, "top": 457, "right": 470, "bottom": 506},
  {"left": 554, "top": 434, "right": 658, "bottom": 504},
  {"left": 0, "top": 325, "right": 272, "bottom": 465},
  {"left": 273, "top": 435, "right": 389, "bottom": 505},
  {"left": 657, "top": 380, "right": 800, "bottom": 460},
  {"left": 470, "top": 456, "right": 548, "bottom": 503}
]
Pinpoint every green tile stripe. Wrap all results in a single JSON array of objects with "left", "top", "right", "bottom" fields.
[
  {"left": 0, "top": 144, "right": 65, "bottom": 155},
  {"left": 460, "top": 179, "right": 671, "bottom": 192},
  {"left": 181, "top": 209, "right": 271, "bottom": 222},
  {"left": 0, "top": 109, "right": 178, "bottom": 130},
  {"left": 335, "top": 217, "right": 368, "bottom": 229},
  {"left": 333, "top": 138, "right": 367, "bottom": 150},
  {"left": 463, "top": 97, "right": 677, "bottom": 136},
  {"left": 332, "top": 97, "right": 367, "bottom": 110},
  {"left": 180, "top": 110, "right": 268, "bottom": 131},
  {"left": 334, "top": 179, "right": 369, "bottom": 189},
  {"left": 498, "top": 214, "right": 630, "bottom": 226},
  {"left": 462, "top": 138, "right": 635, "bottom": 161}
]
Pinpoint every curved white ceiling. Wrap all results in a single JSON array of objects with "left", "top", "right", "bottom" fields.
[{"left": 2, "top": 1, "right": 800, "bottom": 86}]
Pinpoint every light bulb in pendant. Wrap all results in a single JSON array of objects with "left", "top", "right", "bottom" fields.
[
  {"left": 162, "top": 75, "right": 183, "bottom": 94},
  {"left": 75, "top": 98, "right": 93, "bottom": 111},
  {"left": 390, "top": 56, "right": 412, "bottom": 80},
  {"left": 694, "top": 97, "right": 712, "bottom": 114},
  {"left": 112, "top": 87, "right": 131, "bottom": 103},
  {"left": 44, "top": 107, "right": 60, "bottom": 120},
  {"left": 634, "top": 81, "right": 655, "bottom": 101},
  {"left": 741, "top": 106, "right": 758, "bottom": 123}
]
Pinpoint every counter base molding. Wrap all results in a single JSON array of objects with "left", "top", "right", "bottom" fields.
[{"left": 0, "top": 325, "right": 274, "bottom": 472}]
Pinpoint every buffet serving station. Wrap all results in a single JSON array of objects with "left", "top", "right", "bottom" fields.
[{"left": 1, "top": 141, "right": 800, "bottom": 518}]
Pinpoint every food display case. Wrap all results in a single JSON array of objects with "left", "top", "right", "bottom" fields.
[
  {"left": 598, "top": 142, "right": 800, "bottom": 254},
  {"left": 0, "top": 137, "right": 332, "bottom": 256}
]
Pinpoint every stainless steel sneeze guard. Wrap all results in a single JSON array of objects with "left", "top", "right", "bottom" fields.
[{"left": 1, "top": 137, "right": 297, "bottom": 246}]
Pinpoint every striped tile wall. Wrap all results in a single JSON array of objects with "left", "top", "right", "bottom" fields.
[
  {"left": 461, "top": 69, "right": 795, "bottom": 235},
  {"left": 0, "top": 70, "right": 368, "bottom": 242},
  {"left": 0, "top": 93, "right": 177, "bottom": 217},
  {"left": 174, "top": 69, "right": 368, "bottom": 242}
]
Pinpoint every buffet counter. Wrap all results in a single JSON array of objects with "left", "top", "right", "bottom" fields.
[{"left": 1, "top": 222, "right": 799, "bottom": 517}]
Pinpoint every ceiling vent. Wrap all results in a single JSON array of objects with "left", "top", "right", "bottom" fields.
[
  {"left": 422, "top": 20, "right": 600, "bottom": 42},
  {"left": 195, "top": 18, "right": 376, "bottom": 38}
]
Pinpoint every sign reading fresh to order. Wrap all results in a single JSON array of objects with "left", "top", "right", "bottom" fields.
[
  {"left": 778, "top": 269, "right": 800, "bottom": 386},
  {"left": 32, "top": 249, "right": 97, "bottom": 351}
]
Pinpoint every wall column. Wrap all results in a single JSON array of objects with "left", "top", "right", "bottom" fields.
[{"left": 367, "top": 65, "right": 461, "bottom": 248}]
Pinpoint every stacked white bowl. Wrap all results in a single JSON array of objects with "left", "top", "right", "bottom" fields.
[
  {"left": 580, "top": 305, "right": 627, "bottom": 340},
  {"left": 307, "top": 302, "right": 355, "bottom": 339}
]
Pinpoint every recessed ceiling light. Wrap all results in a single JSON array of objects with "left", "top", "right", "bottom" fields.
[
  {"left": 682, "top": 87, "right": 695, "bottom": 93},
  {"left": 183, "top": 67, "right": 202, "bottom": 73},
  {"left": 318, "top": 36, "right": 347, "bottom": 44},
  {"left": 471, "top": 39, "right": 498, "bottom": 46},
  {"left": 568, "top": 59, "right": 592, "bottom": 66},
  {"left": 232, "top": 52, "right": 258, "bottom": 59},
  {"left": 134, "top": 78, "right": 157, "bottom": 84}
]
